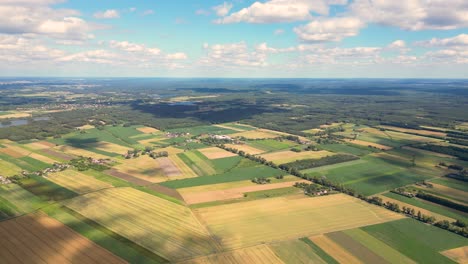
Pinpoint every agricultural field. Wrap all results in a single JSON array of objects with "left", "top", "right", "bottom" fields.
[
  {"left": 197, "top": 147, "right": 237, "bottom": 160},
  {"left": 213, "top": 123, "right": 257, "bottom": 132},
  {"left": 178, "top": 149, "right": 245, "bottom": 177},
  {"left": 269, "top": 239, "right": 328, "bottom": 264},
  {"left": 261, "top": 150, "right": 334, "bottom": 164},
  {"left": 247, "top": 138, "right": 298, "bottom": 152},
  {"left": 180, "top": 178, "right": 307, "bottom": 205},
  {"left": 225, "top": 143, "right": 265, "bottom": 155},
  {"left": 137, "top": 126, "right": 160, "bottom": 134},
  {"left": 379, "top": 125, "right": 447, "bottom": 138},
  {"left": 65, "top": 187, "right": 221, "bottom": 262},
  {"left": 0, "top": 159, "right": 22, "bottom": 176},
  {"left": 160, "top": 165, "right": 286, "bottom": 189},
  {"left": 383, "top": 192, "right": 468, "bottom": 223},
  {"left": 361, "top": 219, "right": 468, "bottom": 263},
  {"left": 111, "top": 154, "right": 195, "bottom": 183},
  {"left": 292, "top": 218, "right": 468, "bottom": 264},
  {"left": 47, "top": 169, "right": 112, "bottom": 194},
  {"left": 304, "top": 155, "right": 434, "bottom": 196},
  {"left": 230, "top": 129, "right": 284, "bottom": 139},
  {"left": 193, "top": 193, "right": 403, "bottom": 249},
  {"left": 179, "top": 245, "right": 283, "bottom": 264},
  {"left": 0, "top": 213, "right": 125, "bottom": 263},
  {"left": 168, "top": 125, "right": 238, "bottom": 136}
]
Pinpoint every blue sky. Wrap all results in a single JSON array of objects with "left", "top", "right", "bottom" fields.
[{"left": 0, "top": 0, "right": 467, "bottom": 77}]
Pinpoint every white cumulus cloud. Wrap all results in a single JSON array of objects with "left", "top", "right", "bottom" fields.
[
  {"left": 213, "top": 2, "right": 233, "bottom": 17},
  {"left": 215, "top": 0, "right": 332, "bottom": 24},
  {"left": 350, "top": 0, "right": 468, "bottom": 31},
  {"left": 94, "top": 9, "right": 120, "bottom": 19},
  {"left": 294, "top": 17, "right": 364, "bottom": 42}
]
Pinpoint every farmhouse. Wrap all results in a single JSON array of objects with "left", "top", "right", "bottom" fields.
[
  {"left": 0, "top": 175, "right": 11, "bottom": 185},
  {"left": 210, "top": 134, "right": 232, "bottom": 140}
]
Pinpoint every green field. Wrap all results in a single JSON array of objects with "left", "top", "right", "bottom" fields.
[
  {"left": 306, "top": 156, "right": 431, "bottom": 196},
  {"left": 0, "top": 153, "right": 50, "bottom": 172},
  {"left": 19, "top": 175, "right": 78, "bottom": 201},
  {"left": 160, "top": 165, "right": 287, "bottom": 189},
  {"left": 430, "top": 177, "right": 468, "bottom": 192},
  {"left": 362, "top": 219, "right": 467, "bottom": 264},
  {"left": 221, "top": 123, "right": 257, "bottom": 131},
  {"left": 383, "top": 192, "right": 468, "bottom": 222},
  {"left": 179, "top": 150, "right": 245, "bottom": 177},
  {"left": 167, "top": 125, "right": 238, "bottom": 136},
  {"left": 0, "top": 196, "right": 19, "bottom": 219},
  {"left": 248, "top": 139, "right": 297, "bottom": 152},
  {"left": 343, "top": 228, "right": 416, "bottom": 264},
  {"left": 50, "top": 125, "right": 142, "bottom": 148},
  {"left": 43, "top": 204, "right": 166, "bottom": 264},
  {"left": 299, "top": 238, "right": 339, "bottom": 264},
  {"left": 270, "top": 239, "right": 327, "bottom": 264},
  {"left": 0, "top": 184, "right": 45, "bottom": 213},
  {"left": 244, "top": 187, "right": 300, "bottom": 199},
  {"left": 319, "top": 143, "right": 375, "bottom": 156}
]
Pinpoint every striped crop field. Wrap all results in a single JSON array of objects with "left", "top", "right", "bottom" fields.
[
  {"left": 0, "top": 213, "right": 125, "bottom": 264},
  {"left": 193, "top": 193, "right": 403, "bottom": 250},
  {"left": 65, "top": 187, "right": 221, "bottom": 261},
  {"left": 179, "top": 245, "right": 283, "bottom": 264},
  {"left": 47, "top": 170, "right": 112, "bottom": 194}
]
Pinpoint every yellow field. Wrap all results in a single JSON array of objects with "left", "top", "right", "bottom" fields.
[
  {"left": 377, "top": 194, "right": 454, "bottom": 222},
  {"left": 0, "top": 112, "right": 31, "bottom": 119},
  {"left": 198, "top": 147, "right": 237, "bottom": 160},
  {"left": 302, "top": 128, "right": 323, "bottom": 134},
  {"left": 320, "top": 122, "right": 344, "bottom": 128},
  {"left": 66, "top": 188, "right": 220, "bottom": 261},
  {"left": 0, "top": 145, "right": 31, "bottom": 158},
  {"left": 169, "top": 153, "right": 198, "bottom": 178},
  {"left": 455, "top": 122, "right": 468, "bottom": 131},
  {"left": 182, "top": 180, "right": 307, "bottom": 205},
  {"left": 260, "top": 150, "right": 334, "bottom": 164},
  {"left": 24, "top": 141, "right": 56, "bottom": 150},
  {"left": 309, "top": 235, "right": 362, "bottom": 264},
  {"left": 230, "top": 130, "right": 281, "bottom": 139},
  {"left": 90, "top": 141, "right": 131, "bottom": 155},
  {"left": 379, "top": 125, "right": 446, "bottom": 137},
  {"left": 224, "top": 144, "right": 265, "bottom": 155},
  {"left": 441, "top": 246, "right": 468, "bottom": 263},
  {"left": 178, "top": 175, "right": 299, "bottom": 195},
  {"left": 169, "top": 95, "right": 219, "bottom": 102},
  {"left": 76, "top": 124, "right": 95, "bottom": 130},
  {"left": 47, "top": 170, "right": 112, "bottom": 194},
  {"left": 193, "top": 193, "right": 403, "bottom": 250},
  {"left": 179, "top": 245, "right": 284, "bottom": 264},
  {"left": 0, "top": 160, "right": 22, "bottom": 177},
  {"left": 0, "top": 213, "right": 125, "bottom": 264},
  {"left": 421, "top": 183, "right": 468, "bottom": 204},
  {"left": 345, "top": 139, "right": 392, "bottom": 150},
  {"left": 113, "top": 155, "right": 167, "bottom": 183},
  {"left": 137, "top": 126, "right": 160, "bottom": 134},
  {"left": 28, "top": 152, "right": 59, "bottom": 164},
  {"left": 378, "top": 129, "right": 442, "bottom": 144},
  {"left": 213, "top": 124, "right": 246, "bottom": 132},
  {"left": 55, "top": 145, "right": 110, "bottom": 159}
]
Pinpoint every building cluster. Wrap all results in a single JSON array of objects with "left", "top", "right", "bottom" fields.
[
  {"left": 166, "top": 132, "right": 190, "bottom": 138},
  {"left": 23, "top": 163, "right": 71, "bottom": 177},
  {"left": 0, "top": 175, "right": 12, "bottom": 185}
]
